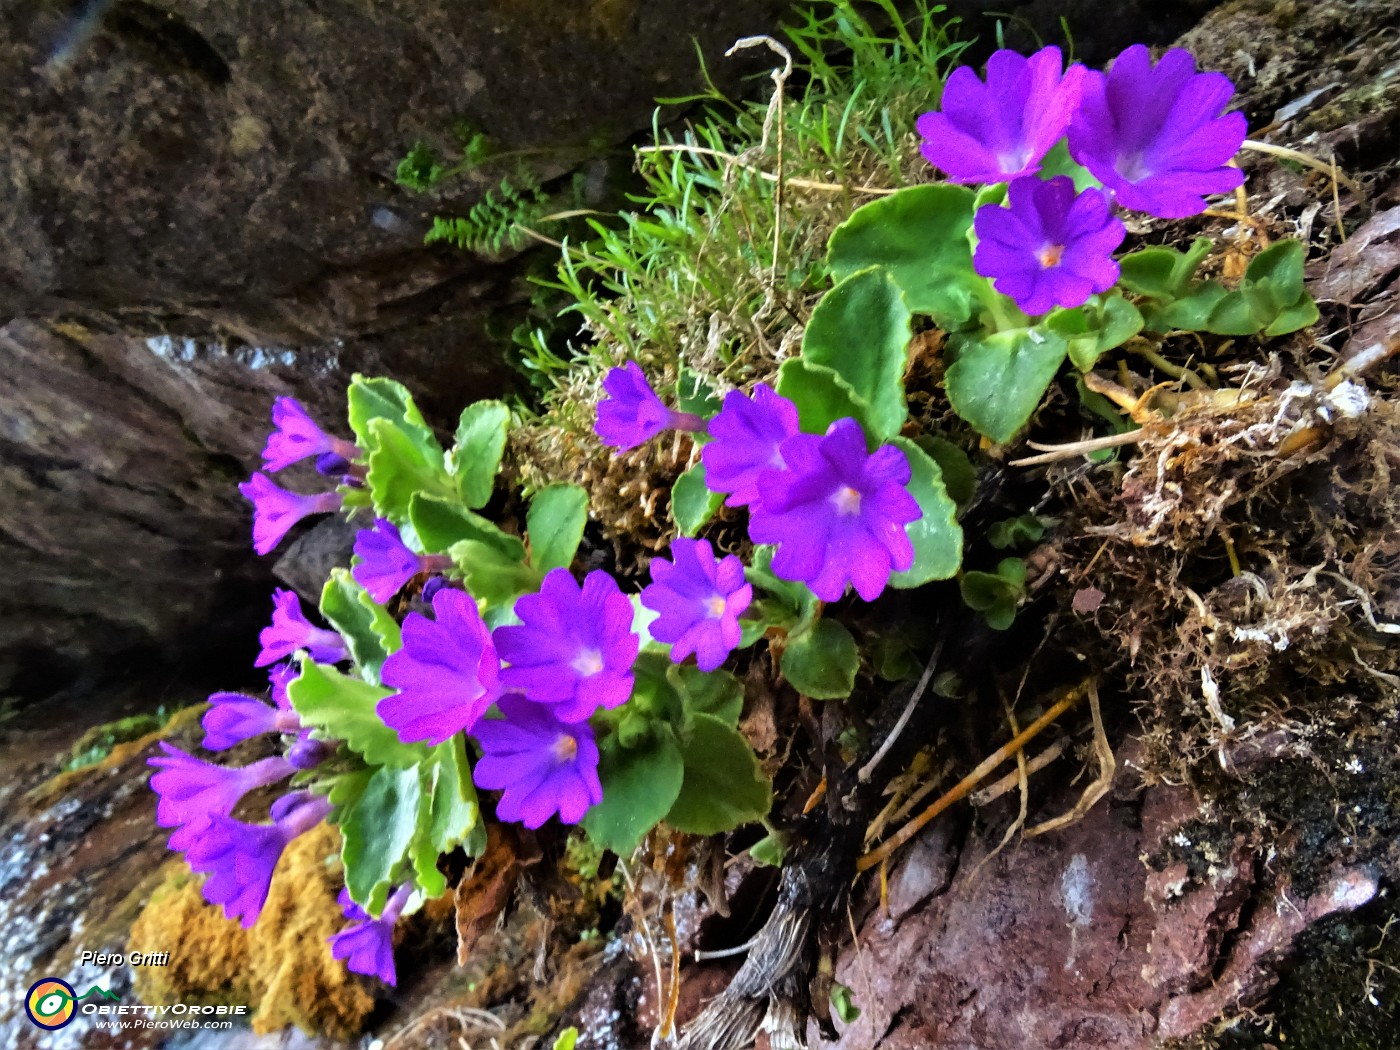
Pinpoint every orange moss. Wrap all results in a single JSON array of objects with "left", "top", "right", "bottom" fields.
[{"left": 127, "top": 823, "right": 375, "bottom": 1040}]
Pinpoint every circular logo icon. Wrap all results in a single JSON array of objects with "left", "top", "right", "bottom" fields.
[{"left": 25, "top": 978, "right": 76, "bottom": 1030}]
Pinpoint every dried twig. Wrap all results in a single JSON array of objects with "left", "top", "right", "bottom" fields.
[
  {"left": 857, "top": 681, "right": 1090, "bottom": 872},
  {"left": 1026, "top": 680, "right": 1115, "bottom": 836}
]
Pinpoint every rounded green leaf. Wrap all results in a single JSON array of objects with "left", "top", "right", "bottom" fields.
[
  {"left": 527, "top": 483, "right": 588, "bottom": 573},
  {"left": 801, "top": 267, "right": 911, "bottom": 440},
  {"left": 665, "top": 713, "right": 772, "bottom": 835},
  {"left": 449, "top": 400, "right": 510, "bottom": 509},
  {"left": 339, "top": 765, "right": 421, "bottom": 915},
  {"left": 583, "top": 725, "right": 684, "bottom": 855},
  {"left": 781, "top": 618, "right": 859, "bottom": 699},
  {"left": 887, "top": 436, "right": 962, "bottom": 588},
  {"left": 774, "top": 358, "right": 872, "bottom": 436},
  {"left": 945, "top": 328, "right": 1068, "bottom": 444},
  {"left": 828, "top": 184, "right": 979, "bottom": 328},
  {"left": 288, "top": 658, "right": 426, "bottom": 768},
  {"left": 671, "top": 463, "right": 723, "bottom": 537},
  {"left": 319, "top": 569, "right": 402, "bottom": 685}
]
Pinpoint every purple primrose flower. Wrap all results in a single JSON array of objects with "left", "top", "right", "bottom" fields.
[
  {"left": 262, "top": 397, "right": 361, "bottom": 473},
  {"left": 378, "top": 587, "right": 501, "bottom": 744},
  {"left": 255, "top": 589, "right": 348, "bottom": 668},
  {"left": 701, "top": 384, "right": 801, "bottom": 508},
  {"left": 330, "top": 884, "right": 411, "bottom": 985},
  {"left": 974, "top": 175, "right": 1126, "bottom": 316},
  {"left": 595, "top": 362, "right": 705, "bottom": 451},
  {"left": 148, "top": 743, "right": 295, "bottom": 852},
  {"left": 1068, "top": 45, "right": 1247, "bottom": 218},
  {"left": 353, "top": 518, "right": 452, "bottom": 604},
  {"left": 495, "top": 568, "right": 639, "bottom": 723},
  {"left": 185, "top": 792, "right": 331, "bottom": 928},
  {"left": 641, "top": 538, "right": 752, "bottom": 672},
  {"left": 917, "top": 45, "right": 1084, "bottom": 184},
  {"left": 202, "top": 692, "right": 301, "bottom": 751},
  {"left": 473, "top": 694, "right": 603, "bottom": 828},
  {"left": 748, "top": 419, "right": 921, "bottom": 603},
  {"left": 239, "top": 472, "right": 343, "bottom": 556},
  {"left": 285, "top": 731, "right": 334, "bottom": 771}
]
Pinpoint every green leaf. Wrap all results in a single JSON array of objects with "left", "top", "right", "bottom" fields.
[
  {"left": 347, "top": 375, "right": 438, "bottom": 454},
  {"left": 801, "top": 267, "right": 911, "bottom": 440},
  {"left": 288, "top": 658, "right": 427, "bottom": 767},
  {"left": 1144, "top": 282, "right": 1227, "bottom": 332},
  {"left": 1118, "top": 238, "right": 1213, "bottom": 300},
  {"left": 887, "top": 437, "right": 963, "bottom": 589},
  {"left": 527, "top": 484, "right": 588, "bottom": 574},
  {"left": 365, "top": 418, "right": 453, "bottom": 521},
  {"left": 448, "top": 540, "right": 541, "bottom": 608},
  {"left": 1264, "top": 297, "right": 1319, "bottom": 337},
  {"left": 448, "top": 400, "right": 510, "bottom": 509},
  {"left": 1246, "top": 240, "right": 1306, "bottom": 305},
  {"left": 745, "top": 546, "right": 817, "bottom": 626},
  {"left": 319, "top": 569, "right": 402, "bottom": 685},
  {"left": 917, "top": 436, "right": 976, "bottom": 506},
  {"left": 669, "top": 664, "right": 744, "bottom": 727},
  {"left": 676, "top": 369, "right": 722, "bottom": 418},
  {"left": 1203, "top": 288, "right": 1270, "bottom": 335},
  {"left": 339, "top": 764, "right": 421, "bottom": 915},
  {"left": 749, "top": 831, "right": 786, "bottom": 867},
  {"left": 945, "top": 328, "right": 1068, "bottom": 444},
  {"left": 409, "top": 493, "right": 525, "bottom": 559},
  {"left": 960, "top": 558, "right": 1028, "bottom": 631},
  {"left": 583, "top": 725, "right": 684, "bottom": 855},
  {"left": 666, "top": 713, "right": 772, "bottom": 835},
  {"left": 774, "top": 358, "right": 872, "bottom": 436},
  {"left": 1047, "top": 294, "right": 1144, "bottom": 372},
  {"left": 413, "top": 736, "right": 482, "bottom": 897},
  {"left": 671, "top": 464, "right": 724, "bottom": 537},
  {"left": 827, "top": 184, "right": 980, "bottom": 328},
  {"left": 1035, "top": 140, "right": 1101, "bottom": 193},
  {"left": 552, "top": 1030, "right": 580, "bottom": 1050},
  {"left": 781, "top": 618, "right": 859, "bottom": 699},
  {"left": 987, "top": 514, "right": 1047, "bottom": 550},
  {"left": 831, "top": 983, "right": 862, "bottom": 1024}
]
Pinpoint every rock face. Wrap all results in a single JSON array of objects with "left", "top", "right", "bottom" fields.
[{"left": 0, "top": 0, "right": 797, "bottom": 697}]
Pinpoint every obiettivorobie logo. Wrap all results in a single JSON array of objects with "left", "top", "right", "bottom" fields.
[{"left": 24, "top": 979, "right": 119, "bottom": 1030}]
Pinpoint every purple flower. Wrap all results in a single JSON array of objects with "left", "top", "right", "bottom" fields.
[
  {"left": 748, "top": 419, "right": 921, "bottom": 602},
  {"left": 329, "top": 884, "right": 410, "bottom": 985},
  {"left": 238, "top": 473, "right": 343, "bottom": 556},
  {"left": 255, "top": 589, "right": 348, "bottom": 668},
  {"left": 701, "top": 384, "right": 801, "bottom": 508},
  {"left": 973, "top": 176, "right": 1126, "bottom": 316},
  {"left": 202, "top": 692, "right": 301, "bottom": 751},
  {"left": 186, "top": 792, "right": 331, "bottom": 928},
  {"left": 147, "top": 744, "right": 294, "bottom": 852},
  {"left": 285, "top": 731, "right": 333, "bottom": 770},
  {"left": 262, "top": 397, "right": 360, "bottom": 473},
  {"left": 378, "top": 588, "right": 501, "bottom": 744},
  {"left": 473, "top": 694, "right": 603, "bottom": 828},
  {"left": 268, "top": 662, "right": 297, "bottom": 711},
  {"left": 495, "top": 569, "right": 638, "bottom": 723},
  {"left": 595, "top": 362, "right": 704, "bottom": 451},
  {"left": 641, "top": 539, "right": 752, "bottom": 672},
  {"left": 353, "top": 518, "right": 451, "bottom": 604},
  {"left": 917, "top": 46, "right": 1084, "bottom": 184},
  {"left": 1068, "top": 45, "right": 1247, "bottom": 219}
]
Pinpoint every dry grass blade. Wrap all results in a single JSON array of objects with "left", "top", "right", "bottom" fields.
[{"left": 1025, "top": 680, "right": 1115, "bottom": 837}]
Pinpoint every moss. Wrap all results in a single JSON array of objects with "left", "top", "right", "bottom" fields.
[{"left": 127, "top": 823, "right": 376, "bottom": 1040}]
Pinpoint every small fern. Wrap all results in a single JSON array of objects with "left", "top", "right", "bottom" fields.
[{"left": 424, "top": 169, "right": 554, "bottom": 255}]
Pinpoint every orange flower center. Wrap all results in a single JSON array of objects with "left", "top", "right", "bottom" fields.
[
  {"left": 552, "top": 734, "right": 578, "bottom": 763},
  {"left": 833, "top": 485, "right": 862, "bottom": 515},
  {"left": 1038, "top": 244, "right": 1066, "bottom": 269},
  {"left": 706, "top": 595, "right": 728, "bottom": 619}
]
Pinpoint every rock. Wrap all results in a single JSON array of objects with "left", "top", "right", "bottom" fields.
[{"left": 0, "top": 0, "right": 797, "bottom": 696}]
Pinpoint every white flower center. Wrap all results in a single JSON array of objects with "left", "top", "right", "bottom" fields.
[
  {"left": 832, "top": 485, "right": 862, "bottom": 515},
  {"left": 571, "top": 648, "right": 604, "bottom": 677},
  {"left": 552, "top": 733, "right": 578, "bottom": 763},
  {"left": 706, "top": 594, "right": 728, "bottom": 619}
]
